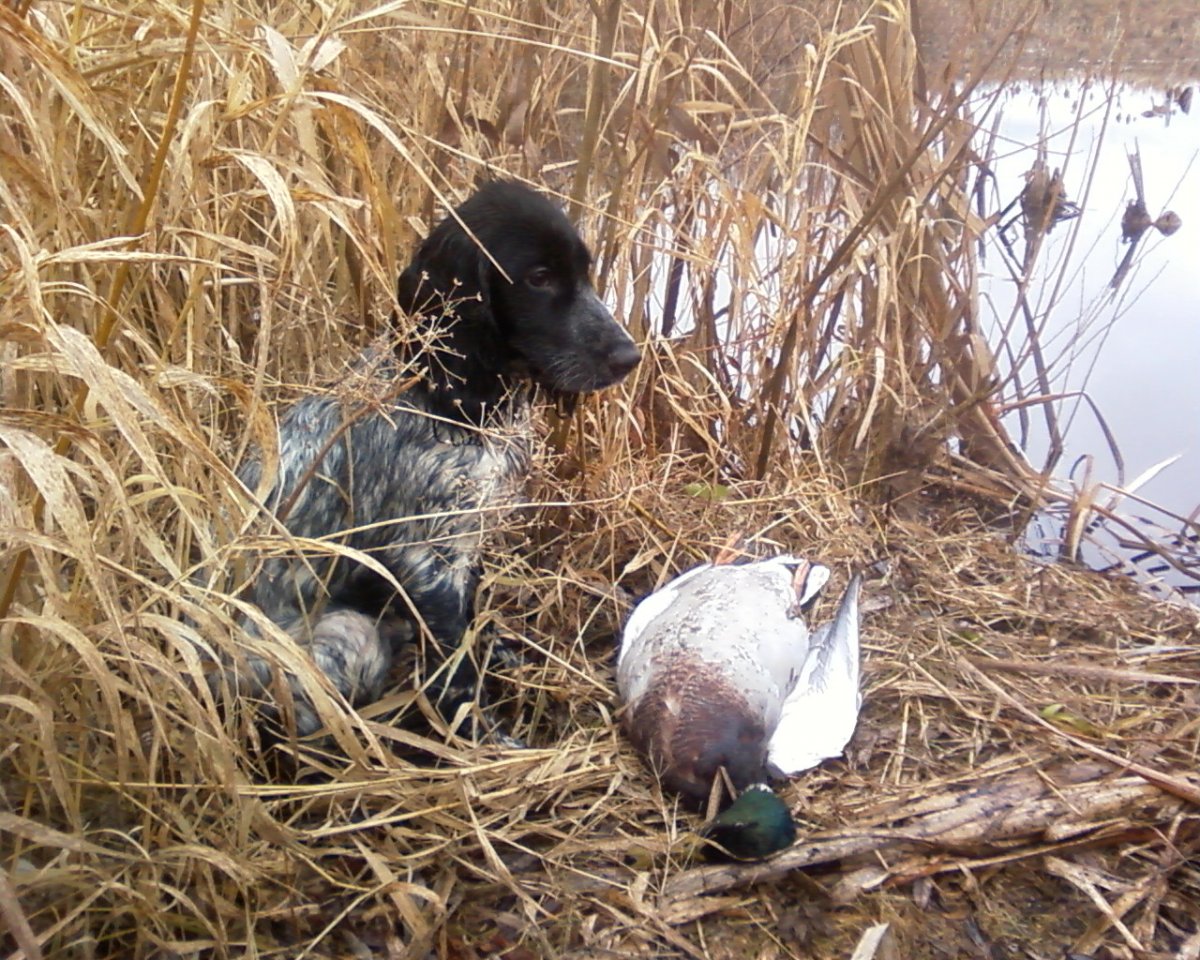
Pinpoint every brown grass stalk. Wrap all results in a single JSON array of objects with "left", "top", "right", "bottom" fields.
[{"left": 0, "top": 0, "right": 205, "bottom": 622}]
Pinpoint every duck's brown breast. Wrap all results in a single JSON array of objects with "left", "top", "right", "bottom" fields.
[{"left": 623, "top": 654, "right": 771, "bottom": 804}]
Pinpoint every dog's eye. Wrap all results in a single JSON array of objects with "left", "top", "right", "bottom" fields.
[{"left": 525, "top": 267, "right": 554, "bottom": 290}]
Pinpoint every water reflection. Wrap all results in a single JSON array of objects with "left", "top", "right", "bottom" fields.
[{"left": 978, "top": 80, "right": 1199, "bottom": 597}]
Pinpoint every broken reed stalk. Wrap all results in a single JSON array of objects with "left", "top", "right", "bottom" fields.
[{"left": 661, "top": 765, "right": 1180, "bottom": 919}]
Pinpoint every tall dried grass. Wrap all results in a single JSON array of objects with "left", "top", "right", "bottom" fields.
[{"left": 2, "top": 0, "right": 1198, "bottom": 957}]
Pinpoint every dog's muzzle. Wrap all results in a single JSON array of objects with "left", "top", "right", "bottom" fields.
[{"left": 555, "top": 287, "right": 640, "bottom": 392}]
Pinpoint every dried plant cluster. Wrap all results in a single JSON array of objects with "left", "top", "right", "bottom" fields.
[{"left": 1, "top": 0, "right": 1198, "bottom": 957}]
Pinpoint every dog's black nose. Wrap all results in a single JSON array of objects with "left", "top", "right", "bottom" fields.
[{"left": 607, "top": 340, "right": 641, "bottom": 380}]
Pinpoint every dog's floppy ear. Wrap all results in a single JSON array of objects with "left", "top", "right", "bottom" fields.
[
  {"left": 395, "top": 199, "right": 512, "bottom": 416},
  {"left": 397, "top": 214, "right": 494, "bottom": 323}
]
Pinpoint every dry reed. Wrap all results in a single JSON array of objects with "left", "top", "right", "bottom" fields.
[{"left": 2, "top": 0, "right": 1198, "bottom": 957}]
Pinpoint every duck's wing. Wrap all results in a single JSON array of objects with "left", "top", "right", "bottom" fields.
[{"left": 766, "top": 574, "right": 862, "bottom": 776}]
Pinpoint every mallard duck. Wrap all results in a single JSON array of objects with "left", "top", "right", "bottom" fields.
[{"left": 617, "top": 555, "right": 862, "bottom": 860}]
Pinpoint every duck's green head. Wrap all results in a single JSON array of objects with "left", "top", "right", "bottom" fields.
[{"left": 700, "top": 784, "right": 796, "bottom": 861}]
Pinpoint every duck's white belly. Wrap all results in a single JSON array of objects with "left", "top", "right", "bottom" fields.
[{"left": 617, "top": 562, "right": 815, "bottom": 731}]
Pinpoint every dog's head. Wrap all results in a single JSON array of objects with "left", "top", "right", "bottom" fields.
[{"left": 397, "top": 181, "right": 640, "bottom": 406}]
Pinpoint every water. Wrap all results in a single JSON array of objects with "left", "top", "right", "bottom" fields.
[{"left": 977, "top": 80, "right": 1200, "bottom": 597}]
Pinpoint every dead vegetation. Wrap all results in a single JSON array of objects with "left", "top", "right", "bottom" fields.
[{"left": 1, "top": 0, "right": 1198, "bottom": 957}]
